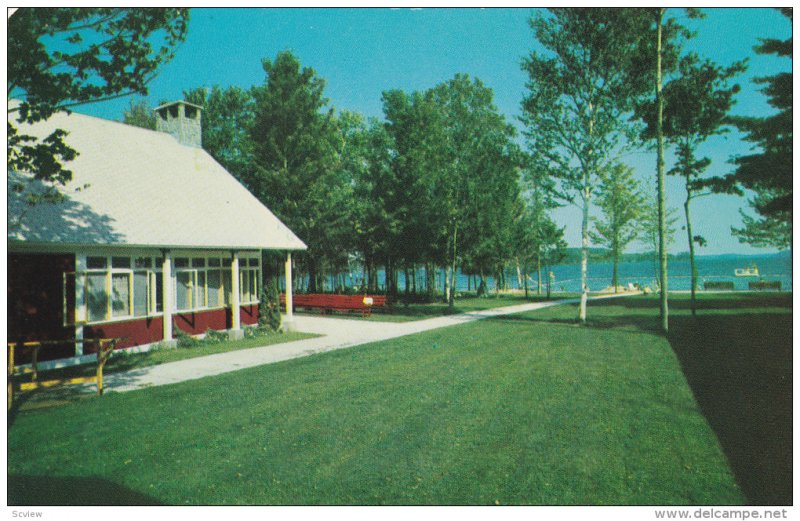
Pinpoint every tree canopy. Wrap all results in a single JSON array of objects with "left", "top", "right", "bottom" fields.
[{"left": 8, "top": 8, "right": 189, "bottom": 206}]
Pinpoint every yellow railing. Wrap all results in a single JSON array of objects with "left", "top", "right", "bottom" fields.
[{"left": 7, "top": 338, "right": 120, "bottom": 411}]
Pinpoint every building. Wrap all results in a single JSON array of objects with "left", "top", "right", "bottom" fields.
[{"left": 8, "top": 100, "right": 305, "bottom": 365}]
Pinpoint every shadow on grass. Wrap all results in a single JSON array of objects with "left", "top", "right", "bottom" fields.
[
  {"left": 495, "top": 294, "right": 792, "bottom": 505},
  {"left": 8, "top": 474, "right": 163, "bottom": 505},
  {"left": 666, "top": 312, "right": 792, "bottom": 506}
]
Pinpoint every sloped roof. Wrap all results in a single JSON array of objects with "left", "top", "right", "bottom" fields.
[{"left": 8, "top": 108, "right": 306, "bottom": 251}]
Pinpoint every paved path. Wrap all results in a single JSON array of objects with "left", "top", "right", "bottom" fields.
[{"left": 101, "top": 294, "right": 627, "bottom": 393}]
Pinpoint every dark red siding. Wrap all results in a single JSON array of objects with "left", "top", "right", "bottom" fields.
[
  {"left": 83, "top": 316, "right": 164, "bottom": 352},
  {"left": 241, "top": 304, "right": 259, "bottom": 326},
  {"left": 174, "top": 308, "right": 228, "bottom": 335},
  {"left": 8, "top": 253, "right": 76, "bottom": 362}
]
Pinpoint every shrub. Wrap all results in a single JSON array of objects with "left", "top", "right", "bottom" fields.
[
  {"left": 203, "top": 328, "right": 228, "bottom": 345},
  {"left": 259, "top": 279, "right": 282, "bottom": 332},
  {"left": 174, "top": 326, "right": 201, "bottom": 348}
]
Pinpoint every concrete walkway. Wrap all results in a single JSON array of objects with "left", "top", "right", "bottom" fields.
[{"left": 101, "top": 294, "right": 627, "bottom": 393}]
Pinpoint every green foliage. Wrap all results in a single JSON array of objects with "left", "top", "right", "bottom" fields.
[
  {"left": 203, "top": 328, "right": 229, "bottom": 345},
  {"left": 183, "top": 85, "right": 256, "bottom": 186},
  {"left": 591, "top": 163, "right": 646, "bottom": 288},
  {"left": 122, "top": 99, "right": 157, "bottom": 130},
  {"left": 522, "top": 8, "right": 652, "bottom": 317},
  {"left": 8, "top": 8, "right": 189, "bottom": 207},
  {"left": 258, "top": 279, "right": 282, "bottom": 332},
  {"left": 729, "top": 8, "right": 792, "bottom": 248},
  {"left": 174, "top": 327, "right": 201, "bottom": 349}
]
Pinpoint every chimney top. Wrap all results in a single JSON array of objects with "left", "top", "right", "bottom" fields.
[{"left": 155, "top": 100, "right": 203, "bottom": 148}]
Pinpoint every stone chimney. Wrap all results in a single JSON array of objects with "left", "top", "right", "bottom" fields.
[{"left": 155, "top": 100, "right": 202, "bottom": 148}]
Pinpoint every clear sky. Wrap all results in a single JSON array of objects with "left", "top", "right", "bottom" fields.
[{"left": 69, "top": 7, "right": 792, "bottom": 255}]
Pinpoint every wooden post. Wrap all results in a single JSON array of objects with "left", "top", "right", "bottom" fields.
[
  {"left": 7, "top": 342, "right": 15, "bottom": 411},
  {"left": 284, "top": 253, "right": 294, "bottom": 331},
  {"left": 231, "top": 252, "right": 241, "bottom": 331},
  {"left": 31, "top": 345, "right": 39, "bottom": 382},
  {"left": 162, "top": 253, "right": 173, "bottom": 342}
]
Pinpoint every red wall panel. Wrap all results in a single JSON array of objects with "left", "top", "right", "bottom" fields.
[
  {"left": 174, "top": 308, "right": 228, "bottom": 335},
  {"left": 83, "top": 316, "right": 164, "bottom": 352},
  {"left": 241, "top": 304, "right": 259, "bottom": 326}
]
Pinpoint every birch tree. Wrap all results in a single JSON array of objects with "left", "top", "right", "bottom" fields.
[{"left": 521, "top": 8, "right": 649, "bottom": 322}]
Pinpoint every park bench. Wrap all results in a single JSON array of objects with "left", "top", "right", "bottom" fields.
[
  {"left": 7, "top": 337, "right": 121, "bottom": 410},
  {"left": 749, "top": 280, "right": 781, "bottom": 291},
  {"left": 280, "top": 293, "right": 388, "bottom": 317},
  {"left": 704, "top": 281, "right": 735, "bottom": 291}
]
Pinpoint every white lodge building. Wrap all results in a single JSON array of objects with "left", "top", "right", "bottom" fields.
[{"left": 8, "top": 101, "right": 306, "bottom": 364}]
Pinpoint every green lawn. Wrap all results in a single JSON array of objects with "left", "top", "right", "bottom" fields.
[
  {"left": 299, "top": 292, "right": 581, "bottom": 322},
  {"left": 8, "top": 293, "right": 790, "bottom": 505},
  {"left": 17, "top": 331, "right": 318, "bottom": 381}
]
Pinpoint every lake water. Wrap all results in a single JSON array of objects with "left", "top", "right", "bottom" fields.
[{"left": 334, "top": 253, "right": 792, "bottom": 293}]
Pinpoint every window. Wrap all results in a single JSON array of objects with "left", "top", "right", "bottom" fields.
[
  {"left": 239, "top": 258, "right": 260, "bottom": 305},
  {"left": 175, "top": 271, "right": 193, "bottom": 311},
  {"left": 133, "top": 271, "right": 149, "bottom": 316},
  {"left": 70, "top": 255, "right": 162, "bottom": 324},
  {"left": 207, "top": 269, "right": 222, "bottom": 307},
  {"left": 111, "top": 273, "right": 131, "bottom": 317},
  {"left": 86, "top": 273, "right": 108, "bottom": 322}
]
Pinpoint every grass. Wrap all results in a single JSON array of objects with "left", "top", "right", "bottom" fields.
[
  {"left": 17, "top": 331, "right": 319, "bottom": 381},
  {"left": 8, "top": 293, "right": 790, "bottom": 505},
  {"left": 298, "top": 292, "right": 581, "bottom": 322}
]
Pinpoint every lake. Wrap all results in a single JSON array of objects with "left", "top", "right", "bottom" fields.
[{"left": 331, "top": 253, "right": 792, "bottom": 293}]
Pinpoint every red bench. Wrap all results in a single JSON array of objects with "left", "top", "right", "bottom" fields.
[{"left": 279, "top": 294, "right": 388, "bottom": 317}]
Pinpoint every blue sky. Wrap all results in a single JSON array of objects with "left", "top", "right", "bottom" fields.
[{"left": 71, "top": 7, "right": 792, "bottom": 255}]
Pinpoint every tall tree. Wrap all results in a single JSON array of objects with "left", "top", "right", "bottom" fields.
[
  {"left": 729, "top": 7, "right": 792, "bottom": 250},
  {"left": 640, "top": 54, "right": 745, "bottom": 314},
  {"left": 521, "top": 8, "right": 650, "bottom": 323},
  {"left": 122, "top": 99, "right": 157, "bottom": 130},
  {"left": 631, "top": 7, "right": 700, "bottom": 332},
  {"left": 8, "top": 8, "right": 189, "bottom": 210},
  {"left": 590, "top": 163, "right": 646, "bottom": 293},
  {"left": 183, "top": 85, "right": 256, "bottom": 187},
  {"left": 248, "top": 51, "right": 341, "bottom": 292},
  {"left": 429, "top": 75, "right": 520, "bottom": 306}
]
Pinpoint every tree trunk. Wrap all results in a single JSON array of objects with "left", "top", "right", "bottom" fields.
[
  {"left": 523, "top": 263, "right": 529, "bottom": 299},
  {"left": 580, "top": 194, "right": 589, "bottom": 323},
  {"left": 685, "top": 194, "right": 697, "bottom": 316},
  {"left": 444, "top": 266, "right": 450, "bottom": 302},
  {"left": 612, "top": 241, "right": 619, "bottom": 293},
  {"left": 537, "top": 253, "right": 542, "bottom": 296},
  {"left": 449, "top": 223, "right": 458, "bottom": 307},
  {"left": 656, "top": 8, "right": 669, "bottom": 333}
]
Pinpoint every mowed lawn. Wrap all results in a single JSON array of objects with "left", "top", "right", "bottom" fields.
[{"left": 8, "top": 294, "right": 789, "bottom": 505}]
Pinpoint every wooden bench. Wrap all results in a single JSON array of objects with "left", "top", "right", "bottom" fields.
[
  {"left": 749, "top": 280, "right": 781, "bottom": 291},
  {"left": 280, "top": 294, "right": 387, "bottom": 317},
  {"left": 7, "top": 338, "right": 120, "bottom": 410},
  {"left": 704, "top": 281, "right": 735, "bottom": 291}
]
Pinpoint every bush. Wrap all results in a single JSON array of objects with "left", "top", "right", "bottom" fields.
[
  {"left": 203, "top": 328, "right": 228, "bottom": 345},
  {"left": 174, "top": 327, "right": 201, "bottom": 349},
  {"left": 259, "top": 279, "right": 282, "bottom": 332}
]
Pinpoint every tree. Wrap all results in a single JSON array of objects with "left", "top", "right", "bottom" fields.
[
  {"left": 640, "top": 54, "right": 745, "bottom": 314},
  {"left": 249, "top": 51, "right": 342, "bottom": 292},
  {"left": 183, "top": 85, "right": 256, "bottom": 187},
  {"left": 638, "top": 178, "right": 679, "bottom": 288},
  {"left": 428, "top": 75, "right": 520, "bottom": 306},
  {"left": 122, "top": 99, "right": 157, "bottom": 130},
  {"left": 631, "top": 7, "right": 701, "bottom": 332},
  {"left": 729, "top": 8, "right": 792, "bottom": 250},
  {"left": 8, "top": 8, "right": 189, "bottom": 209},
  {"left": 591, "top": 163, "right": 646, "bottom": 293},
  {"left": 521, "top": 8, "right": 650, "bottom": 323}
]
